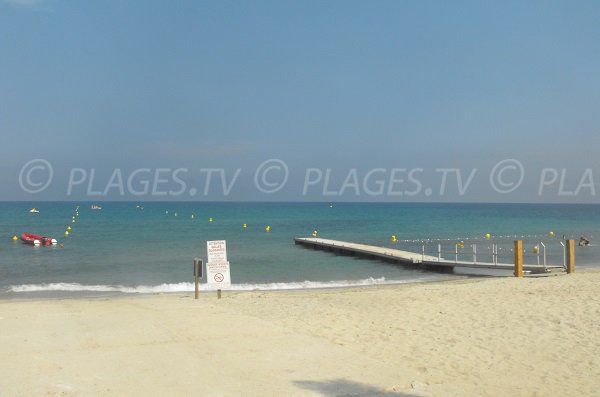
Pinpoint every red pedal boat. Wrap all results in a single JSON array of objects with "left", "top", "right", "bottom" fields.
[{"left": 21, "top": 233, "right": 57, "bottom": 246}]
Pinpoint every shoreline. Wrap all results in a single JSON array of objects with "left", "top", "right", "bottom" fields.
[
  {"left": 0, "top": 272, "right": 466, "bottom": 301},
  {"left": 1, "top": 269, "right": 599, "bottom": 396},
  {"left": 10, "top": 261, "right": 595, "bottom": 302}
]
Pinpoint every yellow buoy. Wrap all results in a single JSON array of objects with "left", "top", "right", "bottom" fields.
[
  {"left": 533, "top": 245, "right": 539, "bottom": 254},
  {"left": 391, "top": 234, "right": 397, "bottom": 241},
  {"left": 485, "top": 233, "right": 491, "bottom": 239},
  {"left": 243, "top": 223, "right": 247, "bottom": 229},
  {"left": 209, "top": 217, "right": 213, "bottom": 223},
  {"left": 64, "top": 231, "right": 70, "bottom": 236},
  {"left": 312, "top": 230, "right": 318, "bottom": 237},
  {"left": 549, "top": 231, "right": 555, "bottom": 236},
  {"left": 12, "top": 235, "right": 18, "bottom": 241},
  {"left": 265, "top": 225, "right": 271, "bottom": 232},
  {"left": 67, "top": 226, "right": 71, "bottom": 230}
]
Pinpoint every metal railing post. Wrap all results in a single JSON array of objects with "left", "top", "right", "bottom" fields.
[
  {"left": 495, "top": 244, "right": 499, "bottom": 265},
  {"left": 540, "top": 242, "right": 547, "bottom": 271}
]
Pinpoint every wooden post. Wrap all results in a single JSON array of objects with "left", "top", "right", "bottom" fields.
[
  {"left": 194, "top": 257, "right": 202, "bottom": 299},
  {"left": 514, "top": 240, "right": 523, "bottom": 277},
  {"left": 566, "top": 239, "right": 575, "bottom": 274},
  {"left": 217, "top": 289, "right": 222, "bottom": 299}
]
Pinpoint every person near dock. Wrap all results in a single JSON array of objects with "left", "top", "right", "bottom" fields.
[{"left": 579, "top": 236, "right": 590, "bottom": 247}]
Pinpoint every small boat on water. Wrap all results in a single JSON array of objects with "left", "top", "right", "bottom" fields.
[
  {"left": 21, "top": 233, "right": 57, "bottom": 246},
  {"left": 91, "top": 204, "right": 102, "bottom": 210},
  {"left": 29, "top": 208, "right": 39, "bottom": 213}
]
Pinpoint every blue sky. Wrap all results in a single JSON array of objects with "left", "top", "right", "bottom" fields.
[{"left": 1, "top": 0, "right": 599, "bottom": 202}]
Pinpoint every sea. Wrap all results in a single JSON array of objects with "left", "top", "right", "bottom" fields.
[{"left": 1, "top": 202, "right": 599, "bottom": 298}]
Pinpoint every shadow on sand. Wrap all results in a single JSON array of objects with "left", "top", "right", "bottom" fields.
[{"left": 293, "top": 378, "right": 421, "bottom": 397}]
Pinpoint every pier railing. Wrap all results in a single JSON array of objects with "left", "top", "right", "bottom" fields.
[{"left": 415, "top": 240, "right": 566, "bottom": 270}]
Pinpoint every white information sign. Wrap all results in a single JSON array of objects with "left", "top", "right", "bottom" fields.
[
  {"left": 206, "top": 261, "right": 231, "bottom": 289},
  {"left": 207, "top": 240, "right": 227, "bottom": 263}
]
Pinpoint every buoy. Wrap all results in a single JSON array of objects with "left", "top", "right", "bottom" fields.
[
  {"left": 243, "top": 223, "right": 247, "bottom": 229},
  {"left": 265, "top": 225, "right": 271, "bottom": 232},
  {"left": 549, "top": 231, "right": 555, "bottom": 236},
  {"left": 72, "top": 219, "right": 75, "bottom": 223},
  {"left": 12, "top": 235, "right": 18, "bottom": 241},
  {"left": 391, "top": 235, "right": 397, "bottom": 242},
  {"left": 209, "top": 217, "right": 213, "bottom": 223},
  {"left": 533, "top": 245, "right": 539, "bottom": 254},
  {"left": 174, "top": 212, "right": 178, "bottom": 217},
  {"left": 312, "top": 230, "right": 318, "bottom": 237},
  {"left": 166, "top": 211, "right": 169, "bottom": 214},
  {"left": 67, "top": 226, "right": 71, "bottom": 230},
  {"left": 64, "top": 231, "right": 69, "bottom": 236},
  {"left": 191, "top": 214, "right": 195, "bottom": 219},
  {"left": 485, "top": 233, "right": 491, "bottom": 239}
]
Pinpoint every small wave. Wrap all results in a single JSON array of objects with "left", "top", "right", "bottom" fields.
[{"left": 9, "top": 277, "right": 432, "bottom": 294}]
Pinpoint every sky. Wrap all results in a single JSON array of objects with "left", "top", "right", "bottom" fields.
[{"left": 1, "top": 0, "right": 599, "bottom": 202}]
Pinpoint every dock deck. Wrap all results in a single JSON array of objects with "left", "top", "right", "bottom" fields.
[{"left": 294, "top": 237, "right": 565, "bottom": 274}]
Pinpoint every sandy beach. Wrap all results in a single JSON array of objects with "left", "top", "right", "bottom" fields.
[{"left": 1, "top": 271, "right": 599, "bottom": 397}]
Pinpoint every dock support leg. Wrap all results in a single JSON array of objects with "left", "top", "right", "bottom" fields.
[
  {"left": 566, "top": 239, "right": 575, "bottom": 274},
  {"left": 514, "top": 240, "right": 523, "bottom": 277}
]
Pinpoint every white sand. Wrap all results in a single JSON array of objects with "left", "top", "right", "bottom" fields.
[{"left": 1, "top": 270, "right": 599, "bottom": 396}]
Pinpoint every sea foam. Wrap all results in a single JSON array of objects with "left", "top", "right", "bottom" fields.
[{"left": 9, "top": 277, "right": 430, "bottom": 294}]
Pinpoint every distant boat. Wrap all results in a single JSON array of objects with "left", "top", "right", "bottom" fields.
[
  {"left": 21, "top": 233, "right": 57, "bottom": 246},
  {"left": 29, "top": 208, "right": 39, "bottom": 213},
  {"left": 91, "top": 204, "right": 102, "bottom": 210}
]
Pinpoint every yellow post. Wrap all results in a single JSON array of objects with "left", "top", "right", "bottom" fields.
[
  {"left": 514, "top": 240, "right": 523, "bottom": 277},
  {"left": 566, "top": 239, "right": 575, "bottom": 274}
]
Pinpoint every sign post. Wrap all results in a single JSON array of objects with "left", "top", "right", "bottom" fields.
[
  {"left": 206, "top": 240, "right": 231, "bottom": 298},
  {"left": 193, "top": 257, "right": 202, "bottom": 299}
]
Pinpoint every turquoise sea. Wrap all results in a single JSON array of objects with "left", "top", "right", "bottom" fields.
[{"left": 1, "top": 202, "right": 599, "bottom": 297}]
